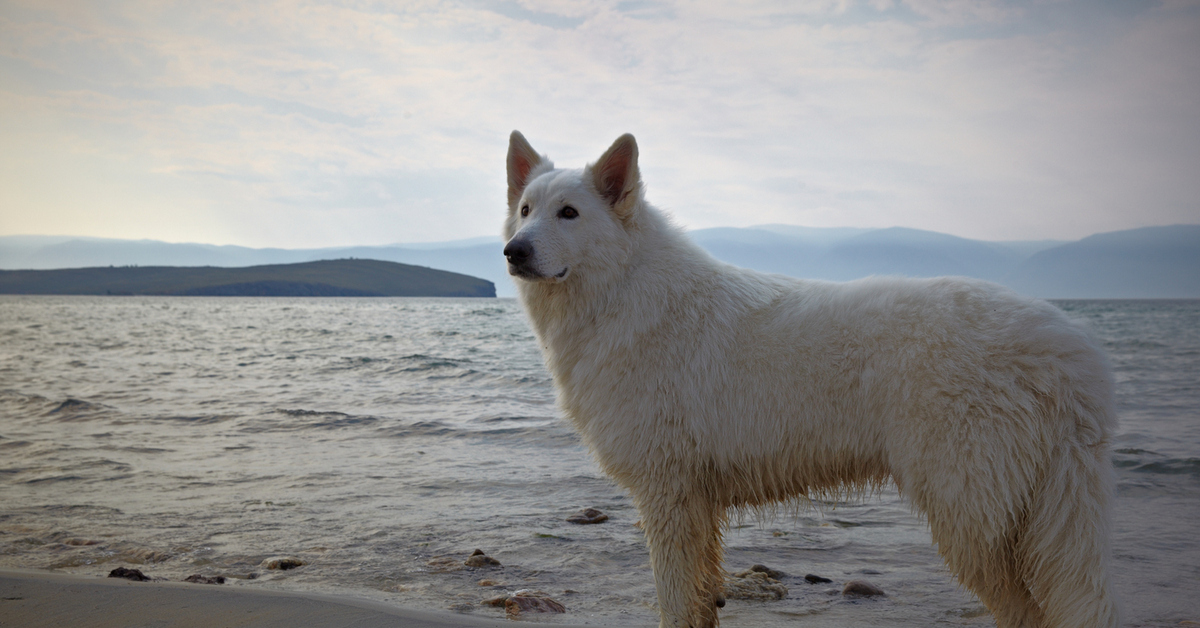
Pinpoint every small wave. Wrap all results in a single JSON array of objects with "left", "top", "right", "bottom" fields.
[
  {"left": 426, "top": 369, "right": 482, "bottom": 380},
  {"left": 375, "top": 419, "right": 579, "bottom": 447},
  {"left": 474, "top": 415, "right": 544, "bottom": 424},
  {"left": 310, "top": 415, "right": 379, "bottom": 429},
  {"left": 398, "top": 353, "right": 469, "bottom": 364},
  {"left": 153, "top": 415, "right": 231, "bottom": 425},
  {"left": 387, "top": 354, "right": 473, "bottom": 374},
  {"left": 100, "top": 445, "right": 173, "bottom": 454},
  {"left": 1117, "top": 458, "right": 1200, "bottom": 477},
  {"left": 1114, "top": 448, "right": 1200, "bottom": 478},
  {"left": 377, "top": 420, "right": 457, "bottom": 438},
  {"left": 505, "top": 374, "right": 553, "bottom": 387},
  {"left": 35, "top": 504, "right": 124, "bottom": 515},
  {"left": 280, "top": 408, "right": 349, "bottom": 417},
  {"left": 466, "top": 307, "right": 506, "bottom": 316},
  {"left": 1106, "top": 339, "right": 1171, "bottom": 351},
  {"left": 25, "top": 475, "right": 86, "bottom": 484},
  {"left": 47, "top": 398, "right": 96, "bottom": 414},
  {"left": 399, "top": 363, "right": 457, "bottom": 372},
  {"left": 267, "top": 409, "right": 379, "bottom": 430},
  {"left": 0, "top": 389, "right": 49, "bottom": 405},
  {"left": 41, "top": 397, "right": 108, "bottom": 421}
]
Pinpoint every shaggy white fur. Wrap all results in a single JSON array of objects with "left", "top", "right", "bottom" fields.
[{"left": 502, "top": 131, "right": 1120, "bottom": 628}]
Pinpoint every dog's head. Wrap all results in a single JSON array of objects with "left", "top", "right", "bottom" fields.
[{"left": 503, "top": 132, "right": 642, "bottom": 284}]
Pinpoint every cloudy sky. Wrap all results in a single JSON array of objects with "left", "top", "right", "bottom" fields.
[{"left": 1, "top": 0, "right": 1197, "bottom": 248}]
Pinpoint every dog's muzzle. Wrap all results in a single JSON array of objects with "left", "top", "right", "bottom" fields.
[
  {"left": 504, "top": 239, "right": 568, "bottom": 281},
  {"left": 504, "top": 238, "right": 541, "bottom": 278},
  {"left": 504, "top": 239, "right": 533, "bottom": 267}
]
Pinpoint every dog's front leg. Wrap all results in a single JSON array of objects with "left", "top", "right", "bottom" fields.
[{"left": 636, "top": 487, "right": 726, "bottom": 628}]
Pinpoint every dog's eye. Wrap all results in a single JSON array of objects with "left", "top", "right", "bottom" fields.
[
  {"left": 520, "top": 205, "right": 530, "bottom": 217},
  {"left": 559, "top": 206, "right": 579, "bottom": 219}
]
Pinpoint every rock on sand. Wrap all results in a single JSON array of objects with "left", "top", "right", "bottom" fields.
[
  {"left": 464, "top": 549, "right": 501, "bottom": 568},
  {"left": 503, "top": 590, "right": 566, "bottom": 617},
  {"left": 566, "top": 508, "right": 609, "bottom": 524},
  {"left": 262, "top": 557, "right": 306, "bottom": 570},
  {"left": 725, "top": 569, "right": 788, "bottom": 601},
  {"left": 108, "top": 567, "right": 150, "bottom": 581}
]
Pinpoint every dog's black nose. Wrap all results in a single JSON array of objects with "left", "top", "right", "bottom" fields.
[{"left": 504, "top": 239, "right": 533, "bottom": 265}]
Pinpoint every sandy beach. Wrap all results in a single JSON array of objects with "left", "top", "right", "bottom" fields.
[{"left": 0, "top": 568, "right": 597, "bottom": 628}]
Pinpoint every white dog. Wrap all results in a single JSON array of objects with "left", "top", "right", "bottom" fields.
[{"left": 502, "top": 131, "right": 1120, "bottom": 628}]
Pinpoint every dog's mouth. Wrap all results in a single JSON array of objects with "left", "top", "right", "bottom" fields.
[
  {"left": 508, "top": 264, "right": 570, "bottom": 282},
  {"left": 508, "top": 265, "right": 539, "bottom": 280}
]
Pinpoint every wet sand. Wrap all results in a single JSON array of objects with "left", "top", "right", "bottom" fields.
[{"left": 0, "top": 568, "right": 601, "bottom": 628}]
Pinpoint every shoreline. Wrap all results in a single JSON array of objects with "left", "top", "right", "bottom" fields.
[{"left": 0, "top": 568, "right": 603, "bottom": 628}]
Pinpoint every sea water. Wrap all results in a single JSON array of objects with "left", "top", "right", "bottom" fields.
[{"left": 0, "top": 296, "right": 1196, "bottom": 626}]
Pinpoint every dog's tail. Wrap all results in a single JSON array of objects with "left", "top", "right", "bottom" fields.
[{"left": 1021, "top": 391, "right": 1122, "bottom": 628}]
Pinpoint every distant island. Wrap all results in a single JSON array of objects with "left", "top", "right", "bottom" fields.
[{"left": 0, "top": 259, "right": 495, "bottom": 297}]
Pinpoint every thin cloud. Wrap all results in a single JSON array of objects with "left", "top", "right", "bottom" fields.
[{"left": 0, "top": 0, "right": 1196, "bottom": 247}]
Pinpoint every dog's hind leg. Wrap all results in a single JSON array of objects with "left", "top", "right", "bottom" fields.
[
  {"left": 917, "top": 428, "right": 1119, "bottom": 627},
  {"left": 943, "top": 523, "right": 1045, "bottom": 628},
  {"left": 636, "top": 487, "right": 726, "bottom": 628}
]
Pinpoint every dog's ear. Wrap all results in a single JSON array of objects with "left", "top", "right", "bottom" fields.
[
  {"left": 507, "top": 131, "right": 543, "bottom": 206},
  {"left": 591, "top": 134, "right": 640, "bottom": 215}
]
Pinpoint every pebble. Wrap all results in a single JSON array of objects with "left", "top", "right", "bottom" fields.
[
  {"left": 842, "top": 580, "right": 886, "bottom": 597},
  {"left": 739, "top": 564, "right": 787, "bottom": 580},
  {"left": 108, "top": 567, "right": 150, "bottom": 581},
  {"left": 505, "top": 593, "right": 566, "bottom": 617},
  {"left": 262, "top": 556, "right": 306, "bottom": 570},
  {"left": 566, "top": 508, "right": 609, "bottom": 524},
  {"left": 804, "top": 574, "right": 833, "bottom": 584},
  {"left": 464, "top": 549, "right": 501, "bottom": 568}
]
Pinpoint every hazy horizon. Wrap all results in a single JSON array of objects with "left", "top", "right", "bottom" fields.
[
  {"left": 6, "top": 219, "right": 1200, "bottom": 252},
  {"left": 2, "top": 1, "right": 1198, "bottom": 249},
  {"left": 0, "top": 223, "right": 1081, "bottom": 250}
]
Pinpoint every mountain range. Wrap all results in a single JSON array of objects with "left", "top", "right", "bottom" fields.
[{"left": 1, "top": 224, "right": 1196, "bottom": 299}]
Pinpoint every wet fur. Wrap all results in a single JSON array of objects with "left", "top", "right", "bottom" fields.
[{"left": 502, "top": 131, "right": 1121, "bottom": 628}]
